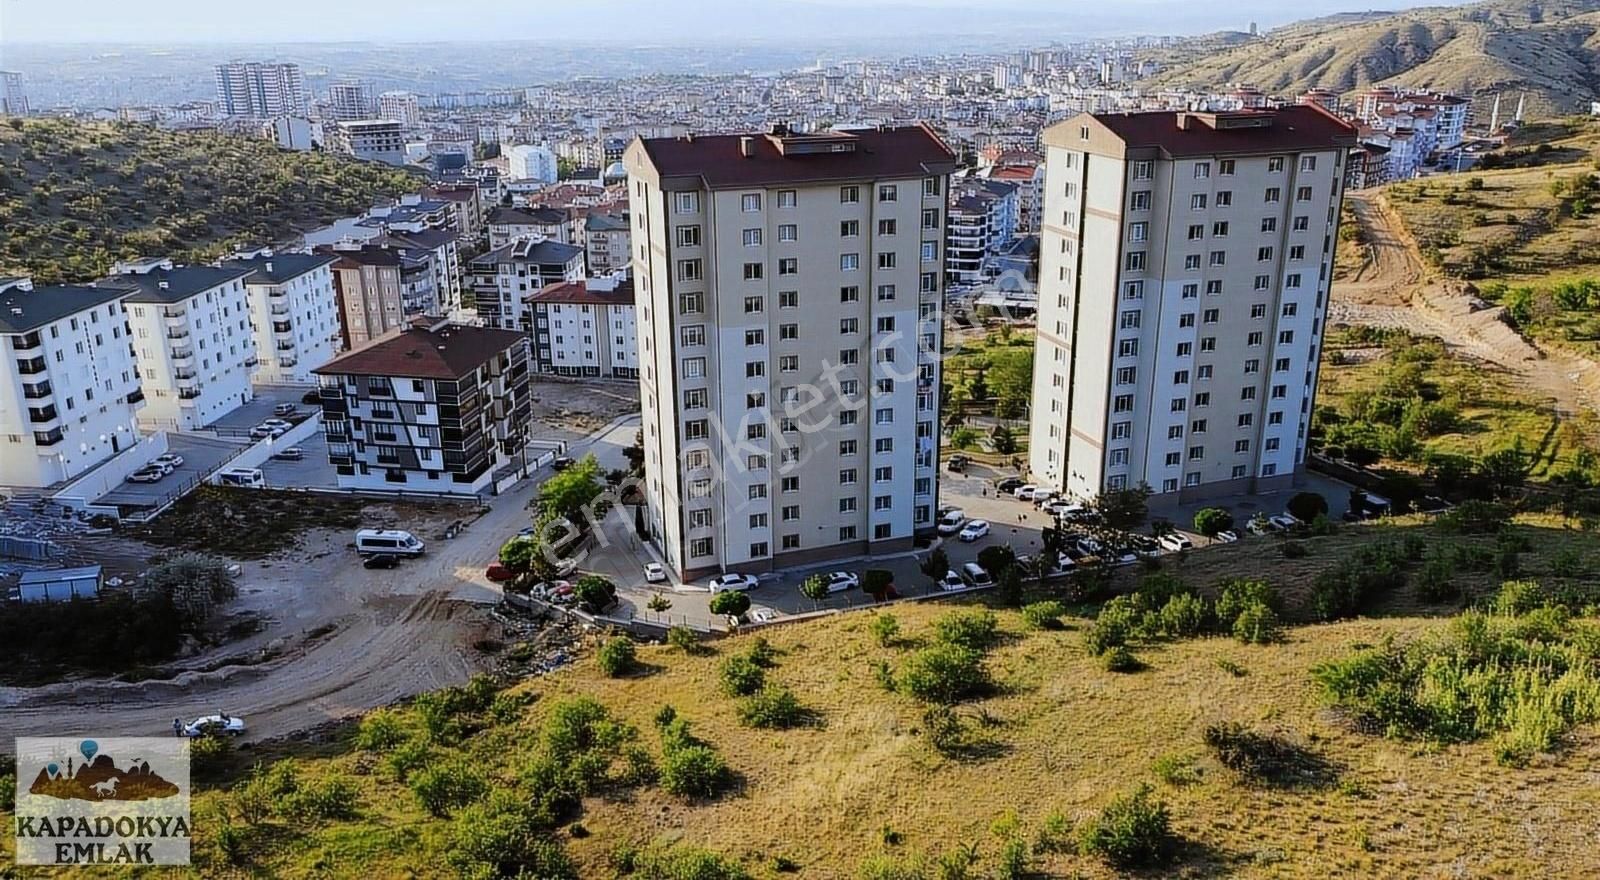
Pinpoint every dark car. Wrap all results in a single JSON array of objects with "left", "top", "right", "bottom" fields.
[
  {"left": 551, "top": 456, "right": 576, "bottom": 471},
  {"left": 362, "top": 553, "right": 400, "bottom": 570},
  {"left": 995, "top": 477, "right": 1024, "bottom": 493}
]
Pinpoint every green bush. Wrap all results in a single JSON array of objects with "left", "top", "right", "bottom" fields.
[
  {"left": 622, "top": 843, "right": 751, "bottom": 880},
  {"left": 1151, "top": 752, "right": 1201, "bottom": 786},
  {"left": 1215, "top": 579, "right": 1279, "bottom": 626},
  {"left": 1193, "top": 507, "right": 1234, "bottom": 537},
  {"left": 386, "top": 739, "right": 433, "bottom": 782},
  {"left": 870, "top": 612, "right": 901, "bottom": 646},
  {"left": 1157, "top": 593, "right": 1210, "bottom": 638},
  {"left": 660, "top": 744, "right": 733, "bottom": 800},
  {"left": 667, "top": 626, "right": 700, "bottom": 653},
  {"left": 573, "top": 574, "right": 619, "bottom": 614},
  {"left": 709, "top": 591, "right": 752, "bottom": 617},
  {"left": 1232, "top": 602, "right": 1281, "bottom": 644},
  {"left": 744, "top": 637, "right": 777, "bottom": 667},
  {"left": 1077, "top": 784, "right": 1177, "bottom": 868},
  {"left": 354, "top": 708, "right": 408, "bottom": 750},
  {"left": 933, "top": 608, "right": 1000, "bottom": 650},
  {"left": 409, "top": 757, "right": 487, "bottom": 818},
  {"left": 897, "top": 643, "right": 990, "bottom": 703},
  {"left": 1102, "top": 645, "right": 1142, "bottom": 672},
  {"left": 1415, "top": 555, "right": 1460, "bottom": 603},
  {"left": 279, "top": 776, "right": 359, "bottom": 822},
  {"left": 1020, "top": 600, "right": 1068, "bottom": 630},
  {"left": 446, "top": 788, "right": 578, "bottom": 879},
  {"left": 1494, "top": 579, "right": 1548, "bottom": 615},
  {"left": 737, "top": 686, "right": 806, "bottom": 729},
  {"left": 597, "top": 637, "right": 637, "bottom": 677},
  {"left": 1085, "top": 594, "right": 1146, "bottom": 655},
  {"left": 719, "top": 654, "right": 767, "bottom": 697}
]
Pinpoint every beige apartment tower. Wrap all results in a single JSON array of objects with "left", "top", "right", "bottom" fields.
[
  {"left": 1028, "top": 107, "right": 1357, "bottom": 505},
  {"left": 626, "top": 125, "right": 957, "bottom": 580}
]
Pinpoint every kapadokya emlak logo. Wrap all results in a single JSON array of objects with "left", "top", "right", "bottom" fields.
[{"left": 28, "top": 739, "right": 181, "bottom": 802}]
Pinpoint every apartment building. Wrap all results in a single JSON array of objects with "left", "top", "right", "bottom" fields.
[
  {"left": 0, "top": 277, "right": 144, "bottom": 487},
  {"left": 945, "top": 178, "right": 1019, "bottom": 285},
  {"left": 326, "top": 246, "right": 414, "bottom": 350},
  {"left": 372, "top": 227, "right": 463, "bottom": 314},
  {"left": 328, "top": 119, "right": 406, "bottom": 166},
  {"left": 103, "top": 258, "right": 257, "bottom": 430},
  {"left": 1, "top": 71, "right": 28, "bottom": 117},
  {"left": 313, "top": 319, "right": 532, "bottom": 494},
  {"left": 468, "top": 237, "right": 585, "bottom": 331},
  {"left": 625, "top": 124, "right": 956, "bottom": 579},
  {"left": 528, "top": 276, "right": 638, "bottom": 378},
  {"left": 327, "top": 79, "right": 376, "bottom": 122},
  {"left": 583, "top": 212, "right": 631, "bottom": 274},
  {"left": 225, "top": 251, "right": 341, "bottom": 385},
  {"left": 378, "top": 91, "right": 420, "bottom": 127},
  {"left": 486, "top": 206, "right": 573, "bottom": 248},
  {"left": 1027, "top": 107, "right": 1356, "bottom": 505},
  {"left": 214, "top": 61, "right": 307, "bottom": 117}
]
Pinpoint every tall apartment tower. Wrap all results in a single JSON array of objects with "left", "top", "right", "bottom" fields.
[
  {"left": 328, "top": 79, "right": 376, "bottom": 122},
  {"left": 1028, "top": 107, "right": 1356, "bottom": 505},
  {"left": 625, "top": 125, "right": 957, "bottom": 579},
  {"left": 0, "top": 71, "right": 29, "bottom": 117},
  {"left": 214, "top": 62, "right": 308, "bottom": 117}
]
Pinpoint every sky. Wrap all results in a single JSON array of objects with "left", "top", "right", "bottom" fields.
[{"left": 0, "top": 0, "right": 1458, "bottom": 44}]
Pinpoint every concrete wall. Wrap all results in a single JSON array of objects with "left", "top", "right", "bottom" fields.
[
  {"left": 53, "top": 432, "right": 171, "bottom": 511},
  {"left": 210, "top": 414, "right": 321, "bottom": 482}
]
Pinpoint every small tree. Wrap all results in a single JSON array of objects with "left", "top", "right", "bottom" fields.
[
  {"left": 990, "top": 424, "right": 1018, "bottom": 455},
  {"left": 1193, "top": 507, "right": 1233, "bottom": 538},
  {"left": 799, "top": 574, "right": 830, "bottom": 608},
  {"left": 869, "top": 613, "right": 901, "bottom": 647},
  {"left": 597, "top": 637, "right": 637, "bottom": 677},
  {"left": 977, "top": 544, "right": 1017, "bottom": 577},
  {"left": 1094, "top": 484, "right": 1152, "bottom": 531},
  {"left": 862, "top": 569, "right": 895, "bottom": 602},
  {"left": 708, "top": 591, "right": 751, "bottom": 618},
  {"left": 920, "top": 547, "right": 950, "bottom": 581},
  {"left": 1286, "top": 492, "right": 1328, "bottom": 524},
  {"left": 572, "top": 575, "right": 618, "bottom": 614},
  {"left": 996, "top": 566, "right": 1024, "bottom": 607},
  {"left": 1149, "top": 518, "right": 1176, "bottom": 540}
]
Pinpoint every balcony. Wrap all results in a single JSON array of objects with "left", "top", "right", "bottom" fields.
[
  {"left": 275, "top": 342, "right": 295, "bottom": 352},
  {"left": 33, "top": 428, "right": 63, "bottom": 446},
  {"left": 166, "top": 328, "right": 190, "bottom": 341},
  {"left": 243, "top": 355, "right": 259, "bottom": 368},
  {"left": 125, "top": 388, "right": 145, "bottom": 405},
  {"left": 270, "top": 305, "right": 290, "bottom": 317},
  {"left": 280, "top": 357, "right": 297, "bottom": 367},
  {"left": 174, "top": 368, "right": 197, "bottom": 380},
  {"left": 27, "top": 404, "right": 57, "bottom": 424},
  {"left": 10, "top": 331, "right": 41, "bottom": 351},
  {"left": 272, "top": 322, "right": 292, "bottom": 335},
  {"left": 178, "top": 387, "right": 202, "bottom": 401},
  {"left": 22, "top": 380, "right": 52, "bottom": 400},
  {"left": 171, "top": 347, "right": 194, "bottom": 362},
  {"left": 16, "top": 356, "right": 46, "bottom": 375}
]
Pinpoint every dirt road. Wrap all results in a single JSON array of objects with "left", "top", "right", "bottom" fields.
[
  {"left": 0, "top": 414, "right": 640, "bottom": 741},
  {"left": 1332, "top": 191, "right": 1600, "bottom": 416}
]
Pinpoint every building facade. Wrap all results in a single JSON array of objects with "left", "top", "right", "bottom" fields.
[
  {"left": 468, "top": 237, "right": 585, "bottom": 331},
  {"left": 583, "top": 212, "right": 631, "bottom": 275},
  {"left": 328, "top": 120, "right": 406, "bottom": 166},
  {"left": 214, "top": 61, "right": 307, "bottom": 118},
  {"left": 625, "top": 124, "right": 956, "bottom": 579},
  {"left": 378, "top": 91, "right": 421, "bottom": 127},
  {"left": 314, "top": 319, "right": 532, "bottom": 494},
  {"left": 327, "top": 246, "right": 412, "bottom": 350},
  {"left": 226, "top": 251, "right": 341, "bottom": 385},
  {"left": 105, "top": 259, "right": 257, "bottom": 430},
  {"left": 1027, "top": 107, "right": 1356, "bottom": 506},
  {"left": 528, "top": 277, "right": 638, "bottom": 378},
  {"left": 327, "top": 80, "right": 376, "bottom": 122},
  {"left": 1, "top": 71, "right": 28, "bottom": 117},
  {"left": 0, "top": 278, "right": 144, "bottom": 487}
]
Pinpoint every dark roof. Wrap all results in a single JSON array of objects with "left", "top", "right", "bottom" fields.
[
  {"left": 472, "top": 237, "right": 583, "bottom": 267},
  {"left": 1090, "top": 106, "right": 1358, "bottom": 158},
  {"left": 224, "top": 252, "right": 337, "bottom": 285},
  {"left": 378, "top": 228, "right": 460, "bottom": 250},
  {"left": 325, "top": 245, "right": 404, "bottom": 268},
  {"left": 101, "top": 265, "right": 253, "bottom": 305},
  {"left": 585, "top": 212, "right": 628, "bottom": 232},
  {"left": 488, "top": 205, "right": 567, "bottom": 226},
  {"left": 636, "top": 124, "right": 957, "bottom": 189},
  {"left": 0, "top": 282, "right": 132, "bottom": 334},
  {"left": 313, "top": 321, "right": 526, "bottom": 381},
  {"left": 527, "top": 279, "right": 635, "bottom": 306}
]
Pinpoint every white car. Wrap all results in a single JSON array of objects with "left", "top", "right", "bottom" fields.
[
  {"left": 1214, "top": 530, "right": 1240, "bottom": 544},
  {"left": 961, "top": 562, "right": 993, "bottom": 587},
  {"left": 643, "top": 562, "right": 668, "bottom": 584},
  {"left": 935, "top": 509, "right": 967, "bottom": 535},
  {"left": 1269, "top": 514, "right": 1300, "bottom": 531},
  {"left": 1158, "top": 534, "right": 1194, "bottom": 552},
  {"left": 1076, "top": 537, "right": 1104, "bottom": 557},
  {"left": 708, "top": 573, "right": 760, "bottom": 593},
  {"left": 958, "top": 520, "right": 990, "bottom": 542},
  {"left": 936, "top": 570, "right": 966, "bottom": 591},
  {"left": 1032, "top": 491, "right": 1060, "bottom": 508},
  {"left": 182, "top": 714, "right": 246, "bottom": 738},
  {"left": 272, "top": 403, "right": 299, "bottom": 417},
  {"left": 1042, "top": 500, "right": 1080, "bottom": 517},
  {"left": 151, "top": 453, "right": 184, "bottom": 469},
  {"left": 1013, "top": 484, "right": 1039, "bottom": 501},
  {"left": 249, "top": 424, "right": 286, "bottom": 440},
  {"left": 272, "top": 446, "right": 304, "bottom": 461},
  {"left": 824, "top": 571, "right": 859, "bottom": 592},
  {"left": 261, "top": 418, "right": 293, "bottom": 431},
  {"left": 125, "top": 467, "right": 165, "bottom": 484}
]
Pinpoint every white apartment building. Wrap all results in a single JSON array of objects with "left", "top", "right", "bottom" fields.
[
  {"left": 101, "top": 259, "right": 257, "bottom": 430},
  {"left": 327, "top": 79, "right": 376, "bottom": 122},
  {"left": 378, "top": 91, "right": 420, "bottom": 127},
  {"left": 507, "top": 144, "right": 559, "bottom": 184},
  {"left": 1, "top": 71, "right": 28, "bottom": 117},
  {"left": 1028, "top": 107, "right": 1356, "bottom": 506},
  {"left": 0, "top": 278, "right": 144, "bottom": 487},
  {"left": 528, "top": 276, "right": 638, "bottom": 379},
  {"left": 486, "top": 206, "right": 573, "bottom": 248},
  {"left": 214, "top": 61, "right": 307, "bottom": 117},
  {"left": 583, "top": 212, "right": 631, "bottom": 275},
  {"left": 625, "top": 124, "right": 956, "bottom": 579},
  {"left": 328, "top": 120, "right": 406, "bottom": 166},
  {"left": 468, "top": 237, "right": 585, "bottom": 331},
  {"left": 225, "top": 251, "right": 341, "bottom": 385}
]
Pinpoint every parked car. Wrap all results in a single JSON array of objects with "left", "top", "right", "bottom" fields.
[
  {"left": 1269, "top": 514, "right": 1300, "bottom": 532},
  {"left": 1076, "top": 536, "right": 1104, "bottom": 557},
  {"left": 1126, "top": 534, "right": 1160, "bottom": 556},
  {"left": 1043, "top": 500, "right": 1082, "bottom": 518},
  {"left": 708, "top": 573, "right": 759, "bottom": 593},
  {"left": 1214, "top": 530, "right": 1240, "bottom": 544},
  {"left": 301, "top": 389, "right": 322, "bottom": 405},
  {"left": 261, "top": 418, "right": 292, "bottom": 431},
  {"left": 935, "top": 509, "right": 967, "bottom": 535},
  {"left": 249, "top": 425, "right": 286, "bottom": 440},
  {"left": 1247, "top": 517, "right": 1273, "bottom": 536},
  {"left": 947, "top": 454, "right": 970, "bottom": 472},
  {"left": 936, "top": 570, "right": 966, "bottom": 591},
  {"left": 995, "top": 476, "right": 1024, "bottom": 493},
  {"left": 182, "top": 714, "right": 246, "bottom": 738},
  {"left": 1104, "top": 546, "right": 1140, "bottom": 566},
  {"left": 644, "top": 562, "right": 668, "bottom": 584},
  {"left": 484, "top": 563, "right": 515, "bottom": 583},
  {"left": 1013, "top": 484, "right": 1039, "bottom": 501},
  {"left": 1032, "top": 491, "right": 1060, "bottom": 508},
  {"left": 1158, "top": 533, "right": 1194, "bottom": 552},
  {"left": 958, "top": 519, "right": 990, "bottom": 542},
  {"left": 824, "top": 571, "right": 859, "bottom": 592},
  {"left": 362, "top": 553, "right": 400, "bottom": 570},
  {"left": 126, "top": 467, "right": 165, "bottom": 484},
  {"left": 551, "top": 456, "right": 576, "bottom": 471},
  {"left": 960, "top": 562, "right": 994, "bottom": 587},
  {"left": 272, "top": 447, "right": 304, "bottom": 461},
  {"left": 272, "top": 403, "right": 298, "bottom": 417},
  {"left": 151, "top": 453, "right": 184, "bottom": 469}
]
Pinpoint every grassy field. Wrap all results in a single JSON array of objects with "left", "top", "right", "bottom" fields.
[
  {"left": 1316, "top": 327, "right": 1599, "bottom": 481},
  {"left": 9, "top": 516, "right": 1600, "bottom": 878}
]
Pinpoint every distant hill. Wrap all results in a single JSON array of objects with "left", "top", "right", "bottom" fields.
[
  {"left": 0, "top": 119, "right": 423, "bottom": 284},
  {"left": 1147, "top": 0, "right": 1600, "bottom": 118}
]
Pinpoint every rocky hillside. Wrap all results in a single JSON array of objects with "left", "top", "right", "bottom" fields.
[{"left": 1148, "top": 0, "right": 1600, "bottom": 118}]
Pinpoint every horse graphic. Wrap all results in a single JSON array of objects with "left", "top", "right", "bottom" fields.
[{"left": 91, "top": 777, "right": 120, "bottom": 798}]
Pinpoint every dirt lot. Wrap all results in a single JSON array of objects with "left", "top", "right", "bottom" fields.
[{"left": 526, "top": 377, "right": 639, "bottom": 439}]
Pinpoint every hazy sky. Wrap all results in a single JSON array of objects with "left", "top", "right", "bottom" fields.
[{"left": 0, "top": 0, "right": 1459, "bottom": 44}]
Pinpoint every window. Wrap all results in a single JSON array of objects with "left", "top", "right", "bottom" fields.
[
  {"left": 1120, "top": 310, "right": 1141, "bottom": 330},
  {"left": 1216, "top": 191, "right": 1233, "bottom": 207},
  {"left": 746, "top": 361, "right": 765, "bottom": 377},
  {"left": 1179, "top": 313, "right": 1196, "bottom": 329},
  {"left": 683, "top": 388, "right": 708, "bottom": 408},
  {"left": 1132, "top": 160, "right": 1153, "bottom": 180},
  {"left": 840, "top": 285, "right": 860, "bottom": 303},
  {"left": 1261, "top": 217, "right": 1277, "bottom": 233},
  {"left": 839, "top": 468, "right": 858, "bottom": 485},
  {"left": 778, "top": 224, "right": 797, "bottom": 242},
  {"left": 679, "top": 292, "right": 703, "bottom": 314},
  {"left": 1267, "top": 156, "right": 1285, "bottom": 173},
  {"left": 1209, "top": 251, "right": 1226, "bottom": 267},
  {"left": 741, "top": 193, "right": 761, "bottom": 212},
  {"left": 878, "top": 253, "right": 897, "bottom": 269},
  {"left": 682, "top": 357, "right": 706, "bottom": 378},
  {"left": 878, "top": 184, "right": 898, "bottom": 202},
  {"left": 680, "top": 324, "right": 705, "bottom": 346},
  {"left": 782, "top": 505, "right": 800, "bottom": 521},
  {"left": 1124, "top": 281, "right": 1144, "bottom": 300},
  {"left": 1293, "top": 216, "right": 1310, "bottom": 232},
  {"left": 1184, "top": 255, "right": 1202, "bottom": 270},
  {"left": 1194, "top": 161, "right": 1211, "bottom": 179},
  {"left": 781, "top": 477, "right": 799, "bottom": 493},
  {"left": 876, "top": 284, "right": 896, "bottom": 301},
  {"left": 749, "top": 485, "right": 768, "bottom": 500},
  {"left": 1264, "top": 187, "right": 1281, "bottom": 203},
  {"left": 1133, "top": 222, "right": 1151, "bottom": 242},
  {"left": 1110, "top": 448, "right": 1130, "bottom": 466},
  {"left": 1118, "top": 338, "right": 1139, "bottom": 357},
  {"left": 1125, "top": 251, "right": 1146, "bottom": 272},
  {"left": 674, "top": 192, "right": 699, "bottom": 213},
  {"left": 874, "top": 466, "right": 893, "bottom": 483},
  {"left": 1184, "top": 224, "right": 1201, "bottom": 241},
  {"left": 676, "top": 225, "right": 701, "bottom": 247},
  {"left": 1296, "top": 186, "right": 1313, "bottom": 202},
  {"left": 779, "top": 355, "right": 798, "bottom": 372},
  {"left": 1116, "top": 366, "right": 1137, "bottom": 384},
  {"left": 923, "top": 176, "right": 942, "bottom": 196},
  {"left": 841, "top": 253, "right": 859, "bottom": 271},
  {"left": 1113, "top": 394, "right": 1134, "bottom": 413},
  {"left": 922, "top": 209, "right": 940, "bottom": 229},
  {"left": 778, "top": 189, "right": 797, "bottom": 207},
  {"left": 878, "top": 219, "right": 897, "bottom": 236},
  {"left": 1241, "top": 386, "right": 1257, "bottom": 401},
  {"left": 1203, "top": 308, "right": 1219, "bottom": 324},
  {"left": 677, "top": 259, "right": 703, "bottom": 281},
  {"left": 743, "top": 262, "right": 763, "bottom": 280},
  {"left": 839, "top": 526, "right": 857, "bottom": 541},
  {"left": 1244, "top": 358, "right": 1260, "bottom": 374},
  {"left": 749, "top": 513, "right": 768, "bottom": 529},
  {"left": 920, "top": 241, "right": 938, "bottom": 262},
  {"left": 1247, "top": 331, "right": 1263, "bottom": 346},
  {"left": 685, "top": 419, "right": 709, "bottom": 439},
  {"left": 745, "top": 328, "right": 765, "bottom": 346},
  {"left": 744, "top": 295, "right": 764, "bottom": 313},
  {"left": 841, "top": 185, "right": 861, "bottom": 203},
  {"left": 1289, "top": 245, "right": 1305, "bottom": 260},
  {"left": 1282, "top": 302, "right": 1299, "bottom": 317},
  {"left": 1219, "top": 159, "right": 1235, "bottom": 175},
  {"left": 1112, "top": 421, "right": 1132, "bottom": 440},
  {"left": 779, "top": 290, "right": 798, "bottom": 309},
  {"left": 742, "top": 228, "right": 763, "bottom": 247},
  {"left": 1130, "top": 191, "right": 1151, "bottom": 211},
  {"left": 1190, "top": 194, "right": 1208, "bottom": 211},
  {"left": 1200, "top": 337, "right": 1216, "bottom": 353},
  {"left": 690, "top": 538, "right": 714, "bottom": 558},
  {"left": 841, "top": 219, "right": 859, "bottom": 237},
  {"left": 1300, "top": 156, "right": 1317, "bottom": 172},
  {"left": 1257, "top": 246, "right": 1274, "bottom": 262},
  {"left": 779, "top": 258, "right": 797, "bottom": 275}
]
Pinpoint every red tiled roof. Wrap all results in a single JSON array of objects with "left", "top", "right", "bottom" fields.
[
  {"left": 1090, "top": 105, "right": 1357, "bottom": 158},
  {"left": 526, "top": 279, "right": 635, "bottom": 306},
  {"left": 313, "top": 321, "right": 526, "bottom": 380},
  {"left": 636, "top": 124, "right": 958, "bottom": 189}
]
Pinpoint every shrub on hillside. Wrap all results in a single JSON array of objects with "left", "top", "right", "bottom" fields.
[
  {"left": 1157, "top": 593, "right": 1211, "bottom": 638},
  {"left": 1077, "top": 784, "right": 1177, "bottom": 868},
  {"left": 597, "top": 637, "right": 637, "bottom": 677},
  {"left": 446, "top": 788, "right": 578, "bottom": 880},
  {"left": 1020, "top": 600, "right": 1068, "bottom": 630},
  {"left": 1232, "top": 602, "right": 1281, "bottom": 644},
  {"left": 1215, "top": 579, "right": 1279, "bottom": 627},
  {"left": 354, "top": 709, "right": 408, "bottom": 751},
  {"left": 410, "top": 757, "right": 487, "bottom": 818},
  {"left": 933, "top": 609, "right": 1000, "bottom": 650},
  {"left": 897, "top": 643, "right": 989, "bottom": 703},
  {"left": 870, "top": 612, "right": 901, "bottom": 646},
  {"left": 719, "top": 654, "right": 766, "bottom": 697},
  {"left": 737, "top": 686, "right": 806, "bottom": 729}
]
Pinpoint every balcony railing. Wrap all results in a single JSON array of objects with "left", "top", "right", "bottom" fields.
[
  {"left": 33, "top": 428, "right": 63, "bottom": 446},
  {"left": 171, "top": 348, "right": 194, "bottom": 361},
  {"left": 22, "top": 380, "right": 52, "bottom": 400},
  {"left": 270, "top": 305, "right": 290, "bottom": 316},
  {"left": 174, "top": 369, "right": 197, "bottom": 380},
  {"left": 10, "top": 332, "right": 41, "bottom": 351},
  {"left": 166, "top": 328, "right": 190, "bottom": 341},
  {"left": 243, "top": 355, "right": 259, "bottom": 368},
  {"left": 178, "top": 387, "right": 202, "bottom": 400},
  {"left": 275, "top": 342, "right": 295, "bottom": 352},
  {"left": 125, "top": 388, "right": 145, "bottom": 405},
  {"left": 16, "top": 356, "right": 46, "bottom": 375},
  {"left": 272, "top": 322, "right": 292, "bottom": 334},
  {"left": 27, "top": 405, "right": 57, "bottom": 424}
]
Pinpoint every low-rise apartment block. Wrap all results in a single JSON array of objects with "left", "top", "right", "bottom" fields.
[
  {"left": 326, "top": 245, "right": 414, "bottom": 350},
  {"left": 528, "top": 276, "right": 638, "bottom": 379},
  {"left": 314, "top": 319, "right": 532, "bottom": 494},
  {"left": 486, "top": 206, "right": 573, "bottom": 248},
  {"left": 0, "top": 277, "right": 144, "bottom": 487},
  {"left": 328, "top": 119, "right": 406, "bottom": 166},
  {"left": 468, "top": 237, "right": 585, "bottom": 331},
  {"left": 583, "top": 212, "right": 631, "bottom": 274},
  {"left": 225, "top": 251, "right": 341, "bottom": 385}
]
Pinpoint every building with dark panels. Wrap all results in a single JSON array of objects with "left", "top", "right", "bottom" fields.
[
  {"left": 313, "top": 318, "right": 532, "bottom": 494},
  {"left": 528, "top": 277, "right": 638, "bottom": 378},
  {"left": 468, "top": 237, "right": 585, "bottom": 331}
]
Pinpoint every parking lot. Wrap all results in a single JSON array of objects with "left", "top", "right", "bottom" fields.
[
  {"left": 95, "top": 433, "right": 245, "bottom": 510},
  {"left": 256, "top": 430, "right": 338, "bottom": 489},
  {"left": 210, "top": 385, "right": 317, "bottom": 435}
]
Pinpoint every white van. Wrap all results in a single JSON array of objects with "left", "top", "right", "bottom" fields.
[
  {"left": 217, "top": 467, "right": 265, "bottom": 488},
  {"left": 355, "top": 529, "right": 426, "bottom": 557}
]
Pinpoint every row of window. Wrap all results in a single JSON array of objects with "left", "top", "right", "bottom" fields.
[
  {"left": 1128, "top": 155, "right": 1318, "bottom": 181},
  {"left": 686, "top": 521, "right": 908, "bottom": 560},
  {"left": 672, "top": 180, "right": 945, "bottom": 216},
  {"left": 672, "top": 277, "right": 941, "bottom": 315}
]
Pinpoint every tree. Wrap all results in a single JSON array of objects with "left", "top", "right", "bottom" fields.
[
  {"left": 634, "top": 504, "right": 648, "bottom": 539},
  {"left": 862, "top": 569, "right": 895, "bottom": 602},
  {"left": 538, "top": 453, "right": 604, "bottom": 523},
  {"left": 799, "top": 574, "right": 830, "bottom": 608},
  {"left": 978, "top": 544, "right": 1017, "bottom": 576},
  {"left": 1193, "top": 507, "right": 1233, "bottom": 538},
  {"left": 573, "top": 575, "right": 618, "bottom": 614},
  {"left": 596, "top": 637, "right": 637, "bottom": 676},
  {"left": 709, "top": 591, "right": 751, "bottom": 618},
  {"left": 1094, "top": 484, "right": 1152, "bottom": 531},
  {"left": 1479, "top": 444, "right": 1530, "bottom": 497},
  {"left": 987, "top": 347, "right": 1033, "bottom": 420},
  {"left": 990, "top": 424, "right": 1018, "bottom": 455},
  {"left": 920, "top": 547, "right": 950, "bottom": 580},
  {"left": 996, "top": 566, "right": 1024, "bottom": 607},
  {"left": 1149, "top": 518, "right": 1176, "bottom": 540},
  {"left": 1286, "top": 492, "right": 1328, "bottom": 524}
]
